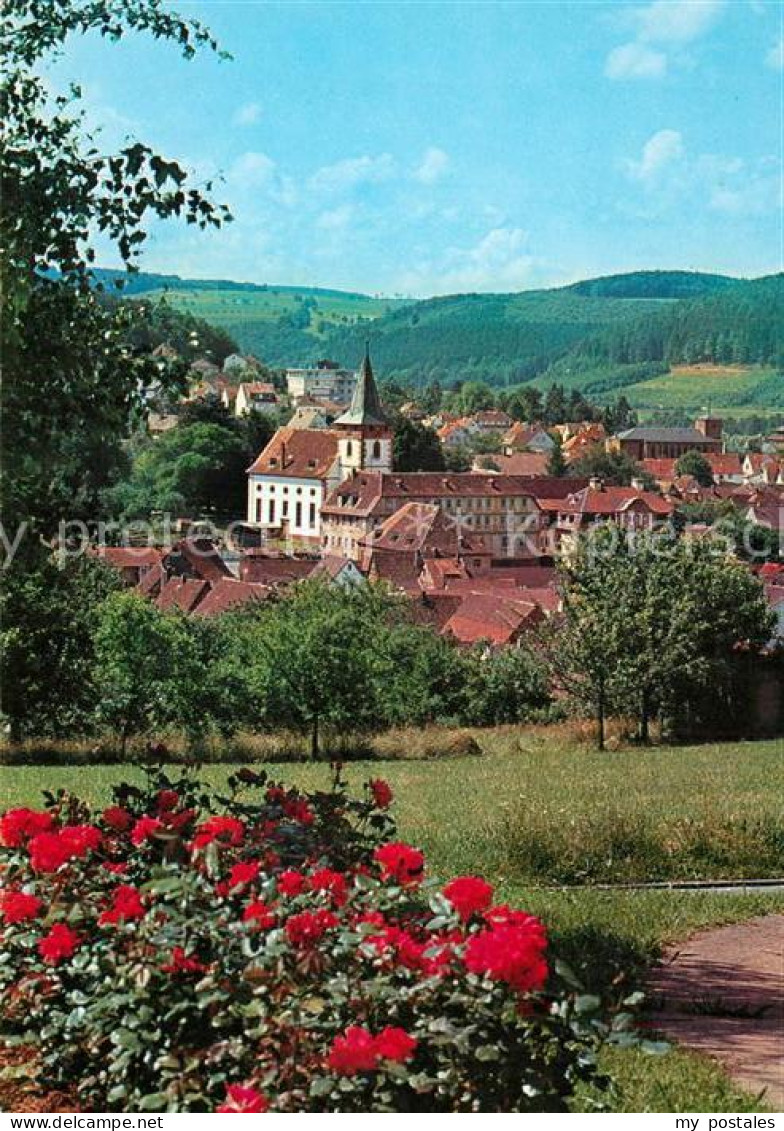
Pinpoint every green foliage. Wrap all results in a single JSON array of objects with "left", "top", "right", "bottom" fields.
[
  {"left": 93, "top": 592, "right": 203, "bottom": 750},
  {"left": 570, "top": 448, "right": 652, "bottom": 487},
  {"left": 674, "top": 450, "right": 714, "bottom": 486},
  {"left": 392, "top": 416, "right": 445, "bottom": 472},
  {"left": 1, "top": 0, "right": 230, "bottom": 539},
  {"left": 461, "top": 647, "right": 551, "bottom": 726},
  {"left": 106, "top": 422, "right": 250, "bottom": 518},
  {"left": 545, "top": 529, "right": 775, "bottom": 746},
  {"left": 0, "top": 556, "right": 123, "bottom": 741}
]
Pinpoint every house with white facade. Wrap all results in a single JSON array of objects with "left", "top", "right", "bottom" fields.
[{"left": 247, "top": 347, "right": 393, "bottom": 544}]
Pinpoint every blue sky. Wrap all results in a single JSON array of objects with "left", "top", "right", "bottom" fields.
[{"left": 51, "top": 0, "right": 783, "bottom": 295}]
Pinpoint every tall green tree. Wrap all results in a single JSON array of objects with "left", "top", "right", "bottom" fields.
[
  {"left": 1, "top": 0, "right": 230, "bottom": 541},
  {"left": 675, "top": 449, "right": 714, "bottom": 486}
]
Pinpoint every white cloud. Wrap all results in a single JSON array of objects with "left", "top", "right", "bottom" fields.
[
  {"left": 226, "top": 151, "right": 297, "bottom": 207},
  {"left": 606, "top": 0, "right": 726, "bottom": 80},
  {"left": 413, "top": 146, "right": 450, "bottom": 184},
  {"left": 308, "top": 153, "right": 396, "bottom": 194},
  {"left": 634, "top": 0, "right": 726, "bottom": 44},
  {"left": 316, "top": 204, "right": 354, "bottom": 231},
  {"left": 625, "top": 129, "right": 685, "bottom": 181},
  {"left": 232, "top": 101, "right": 263, "bottom": 127},
  {"left": 605, "top": 41, "right": 667, "bottom": 78},
  {"left": 398, "top": 227, "right": 539, "bottom": 295},
  {"left": 622, "top": 132, "right": 780, "bottom": 221},
  {"left": 766, "top": 36, "right": 784, "bottom": 69}
]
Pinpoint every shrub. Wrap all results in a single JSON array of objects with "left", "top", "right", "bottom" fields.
[{"left": 0, "top": 761, "right": 639, "bottom": 1112}]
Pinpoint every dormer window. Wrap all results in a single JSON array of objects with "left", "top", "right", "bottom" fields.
[{"left": 269, "top": 457, "right": 278, "bottom": 467}]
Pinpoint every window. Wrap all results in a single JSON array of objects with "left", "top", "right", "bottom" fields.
[
  {"left": 309, "top": 503, "right": 316, "bottom": 527},
  {"left": 256, "top": 499, "right": 262, "bottom": 522},
  {"left": 346, "top": 441, "right": 353, "bottom": 457},
  {"left": 268, "top": 499, "right": 276, "bottom": 524},
  {"left": 295, "top": 502, "right": 302, "bottom": 527},
  {"left": 372, "top": 440, "right": 381, "bottom": 459}
]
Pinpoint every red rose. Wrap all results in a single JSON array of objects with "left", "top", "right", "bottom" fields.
[
  {"left": 99, "top": 884, "right": 146, "bottom": 926},
  {"left": 0, "top": 808, "right": 54, "bottom": 848},
  {"left": 282, "top": 797, "right": 314, "bottom": 826},
  {"left": 28, "top": 833, "right": 72, "bottom": 873},
  {"left": 277, "top": 869, "right": 305, "bottom": 897},
  {"left": 375, "top": 1026, "right": 417, "bottom": 1063},
  {"left": 228, "top": 861, "right": 260, "bottom": 889},
  {"left": 370, "top": 779, "right": 394, "bottom": 809},
  {"left": 102, "top": 806, "right": 133, "bottom": 833},
  {"left": 284, "top": 909, "right": 337, "bottom": 948},
  {"left": 155, "top": 789, "right": 179, "bottom": 813},
  {"left": 37, "top": 923, "right": 80, "bottom": 965},
  {"left": 464, "top": 912, "right": 548, "bottom": 994},
  {"left": 216, "top": 1085, "right": 268, "bottom": 1113},
  {"left": 102, "top": 862, "right": 128, "bottom": 875},
  {"left": 308, "top": 868, "right": 348, "bottom": 906},
  {"left": 242, "top": 900, "right": 276, "bottom": 930},
  {"left": 373, "top": 842, "right": 425, "bottom": 886},
  {"left": 191, "top": 816, "right": 245, "bottom": 851},
  {"left": 0, "top": 890, "right": 43, "bottom": 924},
  {"left": 443, "top": 876, "right": 494, "bottom": 922},
  {"left": 130, "top": 815, "right": 162, "bottom": 846},
  {"left": 60, "top": 825, "right": 102, "bottom": 858},
  {"left": 327, "top": 1026, "right": 379, "bottom": 1075},
  {"left": 162, "top": 947, "right": 207, "bottom": 975}
]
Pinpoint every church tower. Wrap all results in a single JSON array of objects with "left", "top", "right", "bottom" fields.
[{"left": 334, "top": 344, "right": 393, "bottom": 474}]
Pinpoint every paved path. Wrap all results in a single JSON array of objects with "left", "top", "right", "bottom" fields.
[{"left": 649, "top": 915, "right": 784, "bottom": 1109}]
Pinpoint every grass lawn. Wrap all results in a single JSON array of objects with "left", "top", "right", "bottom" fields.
[{"left": 2, "top": 728, "right": 782, "bottom": 1112}]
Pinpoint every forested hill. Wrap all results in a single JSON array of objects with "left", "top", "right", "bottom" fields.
[
  {"left": 566, "top": 269, "right": 739, "bottom": 300},
  {"left": 124, "top": 268, "right": 780, "bottom": 393},
  {"left": 557, "top": 274, "right": 782, "bottom": 367}
]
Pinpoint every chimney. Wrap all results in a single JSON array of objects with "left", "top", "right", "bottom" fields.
[
  {"left": 280, "top": 440, "right": 287, "bottom": 468},
  {"left": 695, "top": 416, "right": 723, "bottom": 441},
  {"left": 589, "top": 476, "right": 604, "bottom": 491},
  {"left": 630, "top": 477, "right": 646, "bottom": 492}
]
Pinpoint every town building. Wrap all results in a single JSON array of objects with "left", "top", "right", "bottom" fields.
[
  {"left": 285, "top": 359, "right": 357, "bottom": 405},
  {"left": 321, "top": 472, "right": 587, "bottom": 561},
  {"left": 610, "top": 417, "right": 724, "bottom": 461},
  {"left": 231, "top": 381, "right": 280, "bottom": 416},
  {"left": 247, "top": 347, "right": 393, "bottom": 544},
  {"left": 536, "top": 481, "right": 674, "bottom": 555}
]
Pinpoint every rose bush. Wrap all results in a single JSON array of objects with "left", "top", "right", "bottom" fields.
[{"left": 0, "top": 761, "right": 639, "bottom": 1112}]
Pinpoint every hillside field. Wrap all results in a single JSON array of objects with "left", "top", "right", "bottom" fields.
[{"left": 622, "top": 365, "right": 784, "bottom": 415}]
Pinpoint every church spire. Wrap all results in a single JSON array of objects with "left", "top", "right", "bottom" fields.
[{"left": 334, "top": 341, "right": 388, "bottom": 428}]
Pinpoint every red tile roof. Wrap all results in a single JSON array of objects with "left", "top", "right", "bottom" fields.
[
  {"left": 538, "top": 485, "right": 673, "bottom": 518},
  {"left": 478, "top": 452, "right": 549, "bottom": 477},
  {"left": 193, "top": 579, "right": 270, "bottom": 617},
  {"left": 323, "top": 471, "right": 588, "bottom": 516},
  {"left": 92, "top": 546, "right": 163, "bottom": 570},
  {"left": 361, "top": 502, "right": 488, "bottom": 557},
  {"left": 442, "top": 593, "right": 542, "bottom": 645},
  {"left": 706, "top": 453, "right": 743, "bottom": 476},
  {"left": 164, "top": 539, "right": 233, "bottom": 584},
  {"left": 156, "top": 577, "right": 210, "bottom": 613},
  {"left": 641, "top": 458, "right": 677, "bottom": 481},
  {"left": 247, "top": 427, "right": 340, "bottom": 479},
  {"left": 239, "top": 552, "right": 318, "bottom": 585}
]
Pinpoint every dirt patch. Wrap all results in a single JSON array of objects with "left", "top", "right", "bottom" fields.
[{"left": 0, "top": 1046, "right": 79, "bottom": 1113}]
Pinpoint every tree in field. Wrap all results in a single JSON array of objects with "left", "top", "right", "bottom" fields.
[
  {"left": 93, "top": 592, "right": 202, "bottom": 754},
  {"left": 675, "top": 449, "right": 714, "bottom": 487},
  {"left": 462, "top": 645, "right": 551, "bottom": 726},
  {"left": 246, "top": 583, "right": 401, "bottom": 759},
  {"left": 377, "top": 622, "right": 466, "bottom": 725},
  {"left": 543, "top": 527, "right": 774, "bottom": 747},
  {"left": 0, "top": 556, "right": 122, "bottom": 740}
]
